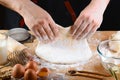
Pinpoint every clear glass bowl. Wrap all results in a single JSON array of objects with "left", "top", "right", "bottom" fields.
[{"left": 97, "top": 40, "right": 120, "bottom": 80}]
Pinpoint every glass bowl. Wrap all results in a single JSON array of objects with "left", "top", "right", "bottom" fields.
[{"left": 97, "top": 40, "right": 120, "bottom": 80}]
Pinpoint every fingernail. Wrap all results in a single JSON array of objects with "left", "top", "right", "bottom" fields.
[
  {"left": 43, "top": 36, "right": 49, "bottom": 41},
  {"left": 49, "top": 37, "right": 54, "bottom": 42},
  {"left": 37, "top": 37, "right": 42, "bottom": 41},
  {"left": 50, "top": 34, "right": 54, "bottom": 40},
  {"left": 36, "top": 37, "right": 44, "bottom": 43}
]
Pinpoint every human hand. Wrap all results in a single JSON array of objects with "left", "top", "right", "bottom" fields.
[
  {"left": 70, "top": 4, "right": 103, "bottom": 40},
  {"left": 20, "top": 2, "right": 59, "bottom": 43}
]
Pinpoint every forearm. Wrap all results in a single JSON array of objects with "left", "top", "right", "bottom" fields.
[
  {"left": 0, "top": 0, "right": 29, "bottom": 12},
  {"left": 0, "top": 0, "right": 38, "bottom": 18},
  {"left": 88, "top": 0, "right": 110, "bottom": 14}
]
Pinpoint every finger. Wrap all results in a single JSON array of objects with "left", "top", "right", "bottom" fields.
[
  {"left": 70, "top": 18, "right": 83, "bottom": 35},
  {"left": 73, "top": 20, "right": 88, "bottom": 39},
  {"left": 31, "top": 26, "right": 42, "bottom": 39},
  {"left": 70, "top": 25, "right": 78, "bottom": 35},
  {"left": 85, "top": 24, "right": 100, "bottom": 39},
  {"left": 32, "top": 28, "right": 43, "bottom": 42},
  {"left": 42, "top": 23, "right": 54, "bottom": 40},
  {"left": 49, "top": 20, "right": 59, "bottom": 37},
  {"left": 35, "top": 30, "right": 43, "bottom": 42},
  {"left": 77, "top": 23, "right": 93, "bottom": 40},
  {"left": 38, "top": 26, "right": 49, "bottom": 41}
]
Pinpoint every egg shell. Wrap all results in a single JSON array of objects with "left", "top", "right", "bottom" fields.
[
  {"left": 25, "top": 61, "right": 38, "bottom": 72},
  {"left": 37, "top": 67, "right": 50, "bottom": 77},
  {"left": 12, "top": 64, "right": 25, "bottom": 78},
  {"left": 24, "top": 69, "right": 37, "bottom": 80},
  {"left": 40, "top": 67, "right": 49, "bottom": 72}
]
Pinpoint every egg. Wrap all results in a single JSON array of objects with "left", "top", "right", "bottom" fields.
[
  {"left": 24, "top": 69, "right": 37, "bottom": 80},
  {"left": 12, "top": 64, "right": 25, "bottom": 78},
  {"left": 25, "top": 61, "right": 38, "bottom": 72},
  {"left": 37, "top": 67, "right": 50, "bottom": 77}
]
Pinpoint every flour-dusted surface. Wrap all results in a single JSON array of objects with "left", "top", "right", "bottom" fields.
[
  {"left": 0, "top": 30, "right": 116, "bottom": 80},
  {"left": 35, "top": 28, "right": 92, "bottom": 64},
  {"left": 22, "top": 31, "right": 117, "bottom": 80}
]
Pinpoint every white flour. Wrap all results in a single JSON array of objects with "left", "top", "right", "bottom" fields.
[{"left": 36, "top": 28, "right": 92, "bottom": 64}]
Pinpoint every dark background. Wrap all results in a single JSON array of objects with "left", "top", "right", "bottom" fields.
[
  {"left": 99, "top": 0, "right": 120, "bottom": 30},
  {"left": 0, "top": 5, "right": 4, "bottom": 29},
  {"left": 0, "top": 0, "right": 120, "bottom": 30}
]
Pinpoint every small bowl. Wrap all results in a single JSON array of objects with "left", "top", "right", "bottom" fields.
[{"left": 8, "top": 28, "right": 30, "bottom": 42}]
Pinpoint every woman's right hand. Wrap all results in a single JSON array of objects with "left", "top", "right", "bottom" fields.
[{"left": 20, "top": 1, "right": 59, "bottom": 43}]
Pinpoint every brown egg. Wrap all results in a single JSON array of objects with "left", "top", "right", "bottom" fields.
[
  {"left": 12, "top": 64, "right": 25, "bottom": 78},
  {"left": 24, "top": 69, "right": 37, "bottom": 80},
  {"left": 25, "top": 61, "right": 38, "bottom": 72},
  {"left": 37, "top": 67, "right": 50, "bottom": 77}
]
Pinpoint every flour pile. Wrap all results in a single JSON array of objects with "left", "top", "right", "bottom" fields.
[{"left": 35, "top": 28, "right": 92, "bottom": 64}]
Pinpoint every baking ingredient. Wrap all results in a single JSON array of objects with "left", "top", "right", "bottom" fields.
[
  {"left": 0, "top": 67, "right": 12, "bottom": 80},
  {"left": 25, "top": 61, "right": 38, "bottom": 72},
  {"left": 36, "top": 27, "right": 92, "bottom": 64},
  {"left": 37, "top": 67, "right": 50, "bottom": 77},
  {"left": 24, "top": 69, "right": 37, "bottom": 80},
  {"left": 12, "top": 64, "right": 25, "bottom": 78}
]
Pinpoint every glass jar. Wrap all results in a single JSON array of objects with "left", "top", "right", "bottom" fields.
[{"left": 0, "top": 32, "right": 8, "bottom": 65}]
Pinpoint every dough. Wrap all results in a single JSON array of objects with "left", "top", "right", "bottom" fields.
[{"left": 35, "top": 27, "right": 92, "bottom": 64}]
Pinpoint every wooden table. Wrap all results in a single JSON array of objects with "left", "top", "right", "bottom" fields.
[{"left": 0, "top": 30, "right": 117, "bottom": 80}]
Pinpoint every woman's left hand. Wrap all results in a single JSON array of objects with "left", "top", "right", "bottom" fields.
[{"left": 70, "top": 4, "right": 103, "bottom": 40}]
